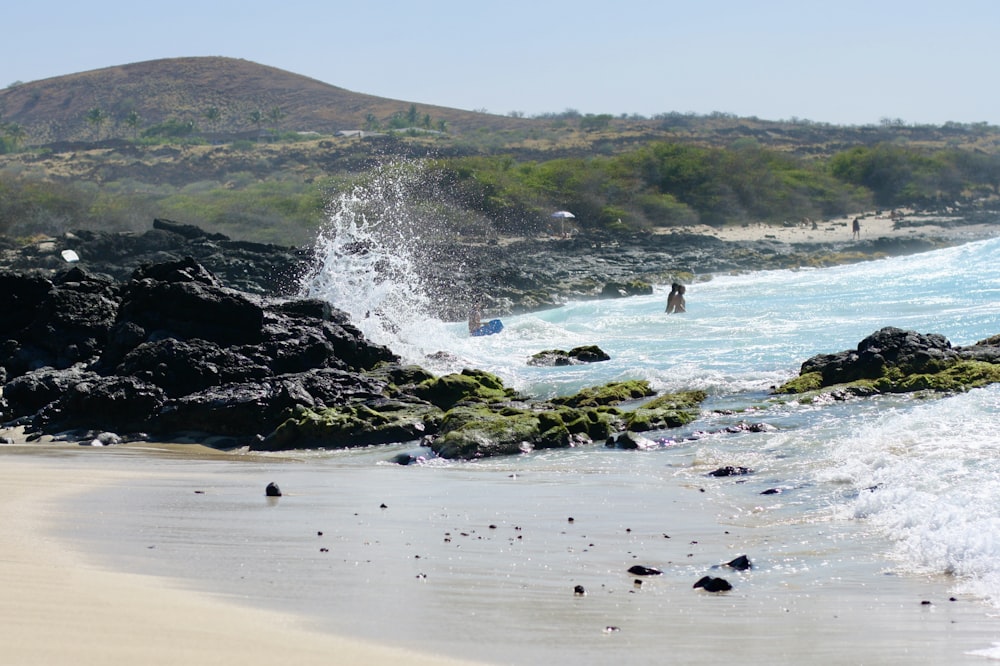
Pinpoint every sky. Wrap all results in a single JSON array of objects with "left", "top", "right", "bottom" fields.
[{"left": 4, "top": 0, "right": 999, "bottom": 127}]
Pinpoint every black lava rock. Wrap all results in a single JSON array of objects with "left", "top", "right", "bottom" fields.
[
  {"left": 709, "top": 466, "right": 753, "bottom": 477},
  {"left": 693, "top": 576, "right": 732, "bottom": 592}
]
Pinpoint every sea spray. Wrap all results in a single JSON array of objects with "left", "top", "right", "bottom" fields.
[{"left": 299, "top": 160, "right": 463, "bottom": 361}]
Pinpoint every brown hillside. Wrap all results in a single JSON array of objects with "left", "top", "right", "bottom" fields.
[{"left": 0, "top": 56, "right": 532, "bottom": 144}]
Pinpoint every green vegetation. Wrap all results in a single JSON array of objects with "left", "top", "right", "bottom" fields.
[
  {"left": 425, "top": 141, "right": 883, "bottom": 232},
  {"left": 3, "top": 131, "right": 1000, "bottom": 244},
  {"left": 0, "top": 166, "right": 332, "bottom": 243},
  {"left": 829, "top": 144, "right": 1000, "bottom": 207}
]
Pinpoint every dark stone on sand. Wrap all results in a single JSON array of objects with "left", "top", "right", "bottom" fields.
[
  {"left": 573, "top": 585, "right": 586, "bottom": 596},
  {"left": 725, "top": 555, "right": 752, "bottom": 571},
  {"left": 709, "top": 466, "right": 753, "bottom": 477},
  {"left": 628, "top": 565, "right": 662, "bottom": 576},
  {"left": 724, "top": 421, "right": 776, "bottom": 433},
  {"left": 609, "top": 431, "right": 657, "bottom": 450},
  {"left": 265, "top": 482, "right": 282, "bottom": 497},
  {"left": 693, "top": 576, "right": 732, "bottom": 592},
  {"left": 84, "top": 432, "right": 123, "bottom": 447},
  {"left": 390, "top": 451, "right": 426, "bottom": 465}
]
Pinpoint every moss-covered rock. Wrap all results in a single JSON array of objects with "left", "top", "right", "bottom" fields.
[
  {"left": 776, "top": 328, "right": 1000, "bottom": 398},
  {"left": 876, "top": 360, "right": 1000, "bottom": 393},
  {"left": 257, "top": 398, "right": 443, "bottom": 451},
  {"left": 550, "top": 380, "right": 655, "bottom": 408},
  {"left": 625, "top": 390, "right": 707, "bottom": 432},
  {"left": 773, "top": 371, "right": 823, "bottom": 394},
  {"left": 412, "top": 368, "right": 520, "bottom": 409},
  {"left": 550, "top": 405, "right": 624, "bottom": 440},
  {"left": 365, "top": 363, "right": 437, "bottom": 390},
  {"left": 431, "top": 405, "right": 569, "bottom": 459}
]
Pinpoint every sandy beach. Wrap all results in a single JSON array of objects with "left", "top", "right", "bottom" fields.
[
  {"left": 0, "top": 443, "right": 478, "bottom": 666},
  {"left": 5, "top": 433, "right": 1000, "bottom": 665},
  {"left": 678, "top": 209, "right": 999, "bottom": 245}
]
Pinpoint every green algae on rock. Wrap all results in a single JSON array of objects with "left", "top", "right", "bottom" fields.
[
  {"left": 775, "top": 328, "right": 1000, "bottom": 398},
  {"left": 550, "top": 380, "right": 656, "bottom": 408},
  {"left": 255, "top": 399, "right": 443, "bottom": 451},
  {"left": 431, "top": 405, "right": 565, "bottom": 459},
  {"left": 412, "top": 368, "right": 522, "bottom": 409},
  {"left": 625, "top": 390, "right": 707, "bottom": 432}
]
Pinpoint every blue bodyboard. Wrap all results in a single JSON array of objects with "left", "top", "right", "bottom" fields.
[{"left": 471, "top": 319, "right": 503, "bottom": 337}]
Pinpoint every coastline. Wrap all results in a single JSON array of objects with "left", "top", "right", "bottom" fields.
[
  {"left": 675, "top": 209, "right": 999, "bottom": 245},
  {"left": 7, "top": 434, "right": 1000, "bottom": 665},
  {"left": 0, "top": 216, "right": 999, "bottom": 665},
  {"left": 0, "top": 442, "right": 479, "bottom": 666}
]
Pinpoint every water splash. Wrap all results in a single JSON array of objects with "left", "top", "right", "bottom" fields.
[{"left": 298, "top": 160, "right": 463, "bottom": 363}]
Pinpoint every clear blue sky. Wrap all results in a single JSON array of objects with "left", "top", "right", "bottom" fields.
[{"left": 4, "top": 0, "right": 998, "bottom": 126}]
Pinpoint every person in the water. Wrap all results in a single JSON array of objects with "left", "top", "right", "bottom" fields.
[
  {"left": 665, "top": 283, "right": 686, "bottom": 313},
  {"left": 468, "top": 304, "right": 482, "bottom": 334}
]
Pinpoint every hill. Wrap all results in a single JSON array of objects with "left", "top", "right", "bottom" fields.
[
  {"left": 0, "top": 56, "right": 533, "bottom": 144},
  {"left": 3, "top": 56, "right": 1000, "bottom": 156}
]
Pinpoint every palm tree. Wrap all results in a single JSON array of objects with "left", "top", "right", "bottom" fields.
[
  {"left": 86, "top": 107, "right": 108, "bottom": 139},
  {"left": 3, "top": 122, "right": 26, "bottom": 151},
  {"left": 203, "top": 106, "right": 221, "bottom": 134},
  {"left": 268, "top": 106, "right": 285, "bottom": 135},
  {"left": 124, "top": 110, "right": 141, "bottom": 140},
  {"left": 248, "top": 109, "right": 264, "bottom": 140}
]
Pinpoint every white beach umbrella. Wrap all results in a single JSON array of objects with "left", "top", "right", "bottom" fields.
[{"left": 550, "top": 210, "right": 575, "bottom": 235}]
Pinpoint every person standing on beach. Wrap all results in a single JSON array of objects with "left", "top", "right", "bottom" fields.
[
  {"left": 852, "top": 218, "right": 861, "bottom": 239},
  {"left": 666, "top": 283, "right": 686, "bottom": 313}
]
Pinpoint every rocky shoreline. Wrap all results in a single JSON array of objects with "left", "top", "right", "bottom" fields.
[
  {"left": 1, "top": 218, "right": 998, "bottom": 457},
  {"left": 0, "top": 215, "right": 982, "bottom": 321}
]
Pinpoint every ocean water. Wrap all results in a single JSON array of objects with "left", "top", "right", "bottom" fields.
[{"left": 58, "top": 191, "right": 1000, "bottom": 663}]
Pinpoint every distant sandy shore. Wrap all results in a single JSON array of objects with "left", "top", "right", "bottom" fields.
[
  {"left": 0, "top": 443, "right": 478, "bottom": 666},
  {"left": 674, "top": 209, "right": 999, "bottom": 245}
]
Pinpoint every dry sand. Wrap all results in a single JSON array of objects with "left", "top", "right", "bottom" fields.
[
  {"left": 677, "top": 209, "right": 999, "bottom": 245},
  {"left": 0, "top": 445, "right": 478, "bottom": 666}
]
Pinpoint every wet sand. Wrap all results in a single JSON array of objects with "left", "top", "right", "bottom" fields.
[
  {"left": 0, "top": 443, "right": 478, "bottom": 666},
  {"left": 5, "top": 437, "right": 1000, "bottom": 665}
]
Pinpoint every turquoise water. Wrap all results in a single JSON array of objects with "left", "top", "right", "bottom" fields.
[
  {"left": 59, "top": 228, "right": 1000, "bottom": 664},
  {"left": 350, "top": 235, "right": 1000, "bottom": 607}
]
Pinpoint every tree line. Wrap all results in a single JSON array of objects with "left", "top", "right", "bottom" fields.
[
  {"left": 425, "top": 141, "right": 1000, "bottom": 233},
  {"left": 2, "top": 139, "right": 999, "bottom": 242}
]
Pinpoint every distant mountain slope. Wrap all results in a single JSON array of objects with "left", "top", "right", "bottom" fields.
[{"left": 0, "top": 56, "right": 530, "bottom": 144}]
